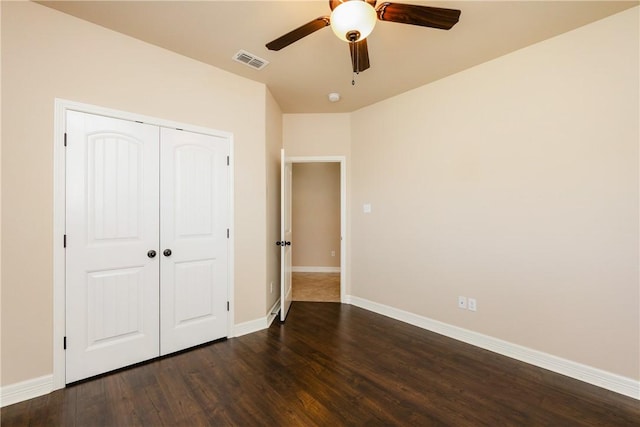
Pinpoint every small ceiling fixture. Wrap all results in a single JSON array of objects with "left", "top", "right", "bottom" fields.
[{"left": 328, "top": 92, "right": 341, "bottom": 102}]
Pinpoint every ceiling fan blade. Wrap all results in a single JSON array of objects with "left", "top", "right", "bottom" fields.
[
  {"left": 266, "top": 17, "right": 330, "bottom": 51},
  {"left": 349, "top": 39, "right": 370, "bottom": 73},
  {"left": 376, "top": 2, "right": 461, "bottom": 30}
]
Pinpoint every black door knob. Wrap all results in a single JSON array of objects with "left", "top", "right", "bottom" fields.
[
  {"left": 163, "top": 249, "right": 172, "bottom": 257},
  {"left": 285, "top": 241, "right": 291, "bottom": 246},
  {"left": 147, "top": 250, "right": 157, "bottom": 258},
  {"left": 276, "top": 241, "right": 283, "bottom": 246}
]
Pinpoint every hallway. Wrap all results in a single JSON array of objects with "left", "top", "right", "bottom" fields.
[{"left": 292, "top": 272, "right": 340, "bottom": 302}]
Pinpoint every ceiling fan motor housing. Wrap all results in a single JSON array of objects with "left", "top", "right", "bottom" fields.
[{"left": 329, "top": 0, "right": 378, "bottom": 12}]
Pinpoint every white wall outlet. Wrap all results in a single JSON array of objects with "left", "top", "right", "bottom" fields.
[
  {"left": 331, "top": 250, "right": 336, "bottom": 257},
  {"left": 458, "top": 296, "right": 467, "bottom": 309},
  {"left": 363, "top": 203, "right": 372, "bottom": 213},
  {"left": 468, "top": 298, "right": 477, "bottom": 312}
]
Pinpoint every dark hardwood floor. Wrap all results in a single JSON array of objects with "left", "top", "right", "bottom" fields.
[{"left": 2, "top": 302, "right": 638, "bottom": 426}]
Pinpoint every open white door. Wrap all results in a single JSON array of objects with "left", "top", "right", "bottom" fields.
[{"left": 280, "top": 149, "right": 293, "bottom": 321}]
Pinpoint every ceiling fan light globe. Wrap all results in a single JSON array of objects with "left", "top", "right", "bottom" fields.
[{"left": 330, "top": 1, "right": 377, "bottom": 42}]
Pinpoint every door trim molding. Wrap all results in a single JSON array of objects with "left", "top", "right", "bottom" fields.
[
  {"left": 53, "top": 99, "right": 235, "bottom": 390},
  {"left": 287, "top": 156, "right": 347, "bottom": 303}
]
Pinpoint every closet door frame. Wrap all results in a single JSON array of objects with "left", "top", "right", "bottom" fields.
[{"left": 52, "top": 99, "right": 234, "bottom": 390}]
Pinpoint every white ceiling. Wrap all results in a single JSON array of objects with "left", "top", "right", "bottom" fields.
[{"left": 39, "top": 1, "right": 638, "bottom": 113}]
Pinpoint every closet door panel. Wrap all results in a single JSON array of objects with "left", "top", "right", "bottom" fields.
[
  {"left": 160, "top": 128, "right": 229, "bottom": 355},
  {"left": 65, "top": 111, "right": 160, "bottom": 383}
]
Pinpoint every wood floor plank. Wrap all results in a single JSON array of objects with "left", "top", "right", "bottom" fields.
[{"left": 2, "top": 302, "right": 638, "bottom": 426}]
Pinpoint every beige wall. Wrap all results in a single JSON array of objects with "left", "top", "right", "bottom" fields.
[
  {"left": 1, "top": 1, "right": 269, "bottom": 386},
  {"left": 265, "top": 89, "right": 282, "bottom": 311},
  {"left": 292, "top": 163, "right": 341, "bottom": 268},
  {"left": 283, "top": 113, "right": 351, "bottom": 158},
  {"left": 350, "top": 8, "right": 639, "bottom": 379}
]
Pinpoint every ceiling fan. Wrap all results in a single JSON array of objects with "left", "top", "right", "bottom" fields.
[{"left": 266, "top": 0, "right": 461, "bottom": 75}]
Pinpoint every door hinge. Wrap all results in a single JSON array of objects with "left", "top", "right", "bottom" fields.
[
  {"left": 227, "top": 301, "right": 230, "bottom": 311},
  {"left": 227, "top": 229, "right": 229, "bottom": 239},
  {"left": 63, "top": 336, "right": 67, "bottom": 350},
  {"left": 63, "top": 234, "right": 67, "bottom": 248},
  {"left": 227, "top": 156, "right": 230, "bottom": 166},
  {"left": 64, "top": 133, "right": 67, "bottom": 147}
]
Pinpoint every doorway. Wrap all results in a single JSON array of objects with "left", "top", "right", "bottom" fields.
[{"left": 288, "top": 159, "right": 345, "bottom": 303}]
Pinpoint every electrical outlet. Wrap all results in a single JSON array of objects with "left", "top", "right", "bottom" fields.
[
  {"left": 458, "top": 296, "right": 467, "bottom": 309},
  {"left": 468, "top": 298, "right": 477, "bottom": 312},
  {"left": 331, "top": 250, "right": 336, "bottom": 257}
]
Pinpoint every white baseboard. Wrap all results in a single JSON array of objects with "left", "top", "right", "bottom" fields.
[
  {"left": 346, "top": 295, "right": 640, "bottom": 400},
  {"left": 233, "top": 299, "right": 281, "bottom": 337},
  {"left": 292, "top": 266, "right": 340, "bottom": 273},
  {"left": 233, "top": 317, "right": 268, "bottom": 337},
  {"left": 0, "top": 375, "right": 54, "bottom": 408}
]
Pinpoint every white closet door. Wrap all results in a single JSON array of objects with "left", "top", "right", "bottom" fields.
[
  {"left": 65, "top": 111, "right": 160, "bottom": 383},
  {"left": 159, "top": 128, "right": 229, "bottom": 355}
]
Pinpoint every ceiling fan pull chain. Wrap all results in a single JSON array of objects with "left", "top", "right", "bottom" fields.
[{"left": 351, "top": 39, "right": 357, "bottom": 85}]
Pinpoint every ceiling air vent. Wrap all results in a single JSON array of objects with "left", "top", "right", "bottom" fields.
[{"left": 232, "top": 50, "right": 269, "bottom": 70}]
